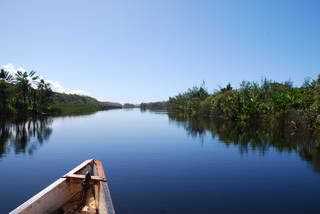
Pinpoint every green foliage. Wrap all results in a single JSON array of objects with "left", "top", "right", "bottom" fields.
[
  {"left": 13, "top": 70, "right": 40, "bottom": 113},
  {"left": 140, "top": 101, "right": 167, "bottom": 110},
  {"left": 51, "top": 93, "right": 102, "bottom": 115},
  {"left": 0, "top": 69, "right": 52, "bottom": 115},
  {"left": 0, "top": 68, "right": 103, "bottom": 116},
  {"left": 168, "top": 86, "right": 209, "bottom": 117},
  {"left": 168, "top": 75, "right": 320, "bottom": 132},
  {"left": 37, "top": 79, "right": 53, "bottom": 113}
]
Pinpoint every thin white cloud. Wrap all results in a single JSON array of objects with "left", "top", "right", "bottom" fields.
[
  {"left": 46, "top": 80, "right": 88, "bottom": 95},
  {"left": 0, "top": 63, "right": 89, "bottom": 95},
  {"left": 1, "top": 63, "right": 25, "bottom": 76}
]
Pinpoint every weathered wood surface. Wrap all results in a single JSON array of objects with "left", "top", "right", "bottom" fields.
[
  {"left": 10, "top": 159, "right": 115, "bottom": 214},
  {"left": 64, "top": 159, "right": 94, "bottom": 177},
  {"left": 63, "top": 174, "right": 107, "bottom": 182},
  {"left": 95, "top": 160, "right": 115, "bottom": 214}
]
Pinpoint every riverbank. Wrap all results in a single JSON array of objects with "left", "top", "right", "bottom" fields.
[
  {"left": 0, "top": 69, "right": 124, "bottom": 116},
  {"left": 51, "top": 93, "right": 122, "bottom": 115},
  {"left": 168, "top": 76, "right": 320, "bottom": 138}
]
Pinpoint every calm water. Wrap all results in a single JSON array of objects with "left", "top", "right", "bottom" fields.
[{"left": 1, "top": 109, "right": 320, "bottom": 213}]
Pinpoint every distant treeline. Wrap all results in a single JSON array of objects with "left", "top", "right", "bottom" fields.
[
  {"left": 123, "top": 103, "right": 138, "bottom": 108},
  {"left": 52, "top": 93, "right": 104, "bottom": 115},
  {"left": 140, "top": 101, "right": 167, "bottom": 110},
  {"left": 168, "top": 75, "right": 320, "bottom": 136}
]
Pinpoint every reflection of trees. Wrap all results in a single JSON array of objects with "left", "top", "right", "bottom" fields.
[
  {"left": 168, "top": 112, "right": 320, "bottom": 173},
  {"left": 0, "top": 122, "right": 11, "bottom": 157},
  {"left": 0, "top": 117, "right": 53, "bottom": 157}
]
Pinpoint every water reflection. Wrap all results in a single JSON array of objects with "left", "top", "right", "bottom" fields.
[
  {"left": 168, "top": 112, "right": 320, "bottom": 172},
  {"left": 0, "top": 117, "right": 53, "bottom": 158}
]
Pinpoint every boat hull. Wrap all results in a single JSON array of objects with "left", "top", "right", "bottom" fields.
[{"left": 10, "top": 159, "right": 115, "bottom": 214}]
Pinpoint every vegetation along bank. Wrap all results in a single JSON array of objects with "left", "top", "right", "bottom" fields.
[
  {"left": 168, "top": 75, "right": 320, "bottom": 138},
  {"left": 0, "top": 69, "right": 121, "bottom": 116}
]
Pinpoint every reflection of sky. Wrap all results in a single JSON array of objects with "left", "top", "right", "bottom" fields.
[{"left": 1, "top": 109, "right": 320, "bottom": 213}]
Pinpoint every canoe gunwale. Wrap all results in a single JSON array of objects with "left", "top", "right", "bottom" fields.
[{"left": 95, "top": 160, "right": 115, "bottom": 214}]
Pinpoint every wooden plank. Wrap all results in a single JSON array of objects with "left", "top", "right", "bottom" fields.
[
  {"left": 10, "top": 178, "right": 82, "bottom": 214},
  {"left": 63, "top": 174, "right": 107, "bottom": 182},
  {"left": 93, "top": 163, "right": 100, "bottom": 214},
  {"left": 95, "top": 160, "right": 106, "bottom": 178},
  {"left": 64, "top": 159, "right": 94, "bottom": 176},
  {"left": 95, "top": 160, "right": 115, "bottom": 214},
  {"left": 10, "top": 159, "right": 94, "bottom": 214}
]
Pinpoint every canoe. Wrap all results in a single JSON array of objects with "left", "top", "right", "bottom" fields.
[{"left": 10, "top": 159, "right": 115, "bottom": 214}]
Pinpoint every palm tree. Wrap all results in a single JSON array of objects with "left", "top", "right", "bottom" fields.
[
  {"left": 0, "top": 69, "right": 14, "bottom": 113},
  {"left": 37, "top": 79, "right": 53, "bottom": 113},
  {"left": 0, "top": 69, "right": 13, "bottom": 83},
  {"left": 15, "top": 70, "right": 39, "bottom": 88},
  {"left": 14, "top": 70, "right": 39, "bottom": 113}
]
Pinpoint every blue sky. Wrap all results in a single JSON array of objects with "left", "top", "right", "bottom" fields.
[{"left": 0, "top": 0, "right": 319, "bottom": 103}]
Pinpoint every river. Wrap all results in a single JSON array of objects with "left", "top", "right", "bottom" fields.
[{"left": 0, "top": 109, "right": 320, "bottom": 213}]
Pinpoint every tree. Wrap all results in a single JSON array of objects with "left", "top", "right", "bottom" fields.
[
  {"left": 14, "top": 70, "right": 39, "bottom": 113},
  {"left": 220, "top": 83, "right": 233, "bottom": 92},
  {"left": 37, "top": 79, "right": 53, "bottom": 113},
  {"left": 0, "top": 69, "right": 13, "bottom": 83},
  {"left": 0, "top": 69, "right": 14, "bottom": 113}
]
